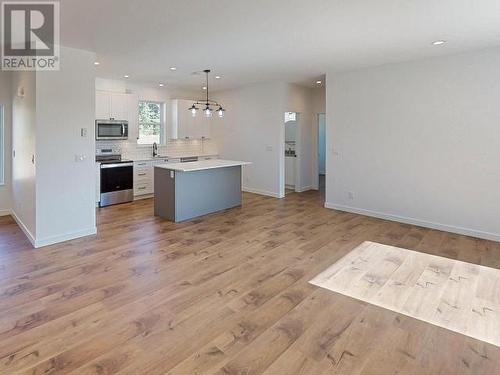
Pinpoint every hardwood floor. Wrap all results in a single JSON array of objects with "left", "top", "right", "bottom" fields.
[
  {"left": 0, "top": 190, "right": 499, "bottom": 374},
  {"left": 311, "top": 241, "right": 500, "bottom": 348}
]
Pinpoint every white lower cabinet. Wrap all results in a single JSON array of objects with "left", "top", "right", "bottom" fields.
[
  {"left": 95, "top": 162, "right": 101, "bottom": 204},
  {"left": 133, "top": 159, "right": 169, "bottom": 197},
  {"left": 134, "top": 161, "right": 153, "bottom": 196}
]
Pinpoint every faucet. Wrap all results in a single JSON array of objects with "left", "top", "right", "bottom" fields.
[{"left": 152, "top": 142, "right": 158, "bottom": 157}]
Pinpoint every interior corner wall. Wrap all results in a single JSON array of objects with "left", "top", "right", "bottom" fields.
[
  {"left": 212, "top": 82, "right": 288, "bottom": 198},
  {"left": 34, "top": 46, "right": 97, "bottom": 246},
  {"left": 0, "top": 72, "right": 12, "bottom": 216},
  {"left": 11, "top": 71, "right": 37, "bottom": 241},
  {"left": 326, "top": 48, "right": 500, "bottom": 241}
]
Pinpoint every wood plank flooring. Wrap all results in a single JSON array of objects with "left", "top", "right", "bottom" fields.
[
  {"left": 0, "top": 190, "right": 499, "bottom": 374},
  {"left": 310, "top": 241, "right": 500, "bottom": 348}
]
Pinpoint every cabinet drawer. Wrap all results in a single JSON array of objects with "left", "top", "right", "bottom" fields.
[
  {"left": 134, "top": 168, "right": 152, "bottom": 180},
  {"left": 134, "top": 180, "right": 153, "bottom": 195},
  {"left": 134, "top": 161, "right": 152, "bottom": 179},
  {"left": 134, "top": 161, "right": 152, "bottom": 169}
]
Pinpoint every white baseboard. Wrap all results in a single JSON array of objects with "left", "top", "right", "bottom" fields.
[
  {"left": 242, "top": 187, "right": 283, "bottom": 199},
  {"left": 325, "top": 202, "right": 500, "bottom": 243},
  {"left": 296, "top": 185, "right": 314, "bottom": 193},
  {"left": 134, "top": 194, "right": 154, "bottom": 201},
  {"left": 10, "top": 209, "right": 97, "bottom": 248},
  {"left": 34, "top": 227, "right": 97, "bottom": 248},
  {"left": 10, "top": 210, "right": 36, "bottom": 247},
  {"left": 0, "top": 208, "right": 11, "bottom": 217}
]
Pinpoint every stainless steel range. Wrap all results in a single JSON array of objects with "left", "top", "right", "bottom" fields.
[{"left": 96, "top": 154, "right": 133, "bottom": 207}]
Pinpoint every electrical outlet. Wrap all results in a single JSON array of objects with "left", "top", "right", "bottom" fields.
[
  {"left": 265, "top": 145, "right": 273, "bottom": 152},
  {"left": 348, "top": 191, "right": 354, "bottom": 200},
  {"left": 81, "top": 128, "right": 88, "bottom": 137}
]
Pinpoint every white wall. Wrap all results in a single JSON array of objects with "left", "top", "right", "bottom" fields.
[
  {"left": 34, "top": 46, "right": 97, "bottom": 246},
  {"left": 212, "top": 83, "right": 323, "bottom": 198},
  {"left": 326, "top": 48, "right": 500, "bottom": 241},
  {"left": 11, "top": 71, "right": 37, "bottom": 240},
  {"left": 212, "top": 82, "right": 288, "bottom": 197},
  {"left": 0, "top": 72, "right": 12, "bottom": 216}
]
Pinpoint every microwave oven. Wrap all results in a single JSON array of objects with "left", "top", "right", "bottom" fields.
[{"left": 95, "top": 119, "right": 129, "bottom": 140}]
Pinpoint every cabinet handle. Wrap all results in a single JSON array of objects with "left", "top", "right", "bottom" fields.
[
  {"left": 138, "top": 173, "right": 146, "bottom": 176},
  {"left": 138, "top": 187, "right": 146, "bottom": 190}
]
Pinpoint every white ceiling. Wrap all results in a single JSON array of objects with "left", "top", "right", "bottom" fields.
[{"left": 60, "top": 0, "right": 500, "bottom": 91}]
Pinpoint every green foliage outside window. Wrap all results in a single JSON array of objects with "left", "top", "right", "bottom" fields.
[{"left": 138, "top": 101, "right": 163, "bottom": 144}]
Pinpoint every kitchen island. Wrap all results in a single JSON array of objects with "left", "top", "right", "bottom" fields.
[{"left": 154, "top": 159, "right": 251, "bottom": 222}]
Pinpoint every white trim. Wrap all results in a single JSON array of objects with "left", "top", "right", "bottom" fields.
[
  {"left": 134, "top": 194, "right": 153, "bottom": 201},
  {"left": 296, "top": 185, "right": 314, "bottom": 193},
  {"left": 34, "top": 227, "right": 97, "bottom": 248},
  {"left": 0, "top": 208, "right": 11, "bottom": 217},
  {"left": 243, "top": 186, "right": 283, "bottom": 199},
  {"left": 324, "top": 202, "right": 500, "bottom": 243},
  {"left": 10, "top": 210, "right": 36, "bottom": 247},
  {"left": 10, "top": 210, "right": 97, "bottom": 248}
]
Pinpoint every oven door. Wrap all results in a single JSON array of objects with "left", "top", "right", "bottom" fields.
[
  {"left": 100, "top": 163, "right": 134, "bottom": 207},
  {"left": 96, "top": 121, "right": 129, "bottom": 140}
]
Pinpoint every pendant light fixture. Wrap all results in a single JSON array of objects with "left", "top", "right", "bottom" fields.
[{"left": 189, "top": 69, "right": 225, "bottom": 118}]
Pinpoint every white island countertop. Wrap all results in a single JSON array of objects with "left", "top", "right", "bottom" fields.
[{"left": 155, "top": 159, "right": 251, "bottom": 172}]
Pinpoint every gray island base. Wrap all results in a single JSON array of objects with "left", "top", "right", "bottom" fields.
[{"left": 154, "top": 160, "right": 251, "bottom": 222}]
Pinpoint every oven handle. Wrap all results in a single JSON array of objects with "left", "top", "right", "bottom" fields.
[
  {"left": 101, "top": 163, "right": 134, "bottom": 169},
  {"left": 121, "top": 123, "right": 125, "bottom": 137}
]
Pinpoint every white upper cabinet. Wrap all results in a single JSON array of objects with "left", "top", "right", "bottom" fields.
[
  {"left": 95, "top": 91, "right": 130, "bottom": 121},
  {"left": 198, "top": 114, "right": 211, "bottom": 139},
  {"left": 110, "top": 93, "right": 128, "bottom": 120},
  {"left": 126, "top": 94, "right": 139, "bottom": 140},
  {"left": 168, "top": 99, "right": 211, "bottom": 140},
  {"left": 95, "top": 91, "right": 111, "bottom": 120},
  {"left": 177, "top": 99, "right": 194, "bottom": 139}
]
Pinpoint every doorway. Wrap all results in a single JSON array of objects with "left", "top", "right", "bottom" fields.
[
  {"left": 284, "top": 112, "right": 297, "bottom": 195},
  {"left": 317, "top": 113, "right": 326, "bottom": 194}
]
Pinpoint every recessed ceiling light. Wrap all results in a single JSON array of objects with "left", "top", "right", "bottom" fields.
[
  {"left": 169, "top": 67, "right": 177, "bottom": 71},
  {"left": 94, "top": 61, "right": 100, "bottom": 66},
  {"left": 202, "top": 86, "right": 207, "bottom": 90},
  {"left": 316, "top": 80, "right": 322, "bottom": 85},
  {"left": 215, "top": 75, "right": 221, "bottom": 79},
  {"left": 432, "top": 40, "right": 446, "bottom": 46},
  {"left": 159, "top": 83, "right": 164, "bottom": 87},
  {"left": 124, "top": 75, "right": 129, "bottom": 78}
]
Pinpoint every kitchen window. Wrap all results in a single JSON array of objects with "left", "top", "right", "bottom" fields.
[
  {"left": 0, "top": 105, "right": 4, "bottom": 185},
  {"left": 137, "top": 101, "right": 165, "bottom": 145}
]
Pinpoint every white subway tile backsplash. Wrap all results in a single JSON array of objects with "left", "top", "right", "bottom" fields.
[{"left": 96, "top": 139, "right": 218, "bottom": 160}]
